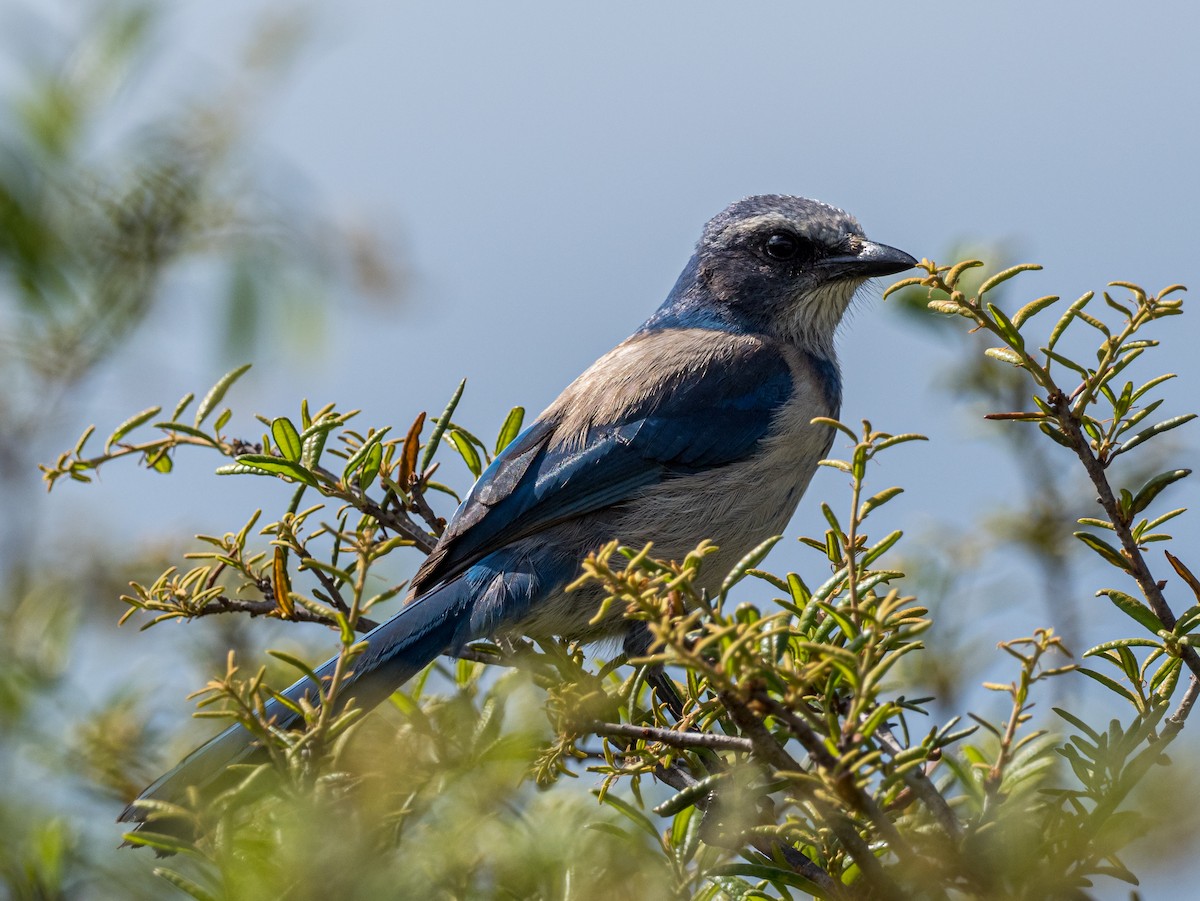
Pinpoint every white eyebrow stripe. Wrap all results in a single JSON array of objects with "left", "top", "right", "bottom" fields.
[{"left": 716, "top": 213, "right": 799, "bottom": 241}]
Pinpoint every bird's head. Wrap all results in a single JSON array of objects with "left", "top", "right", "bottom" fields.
[{"left": 646, "top": 195, "right": 916, "bottom": 358}]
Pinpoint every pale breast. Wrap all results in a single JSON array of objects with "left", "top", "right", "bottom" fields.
[{"left": 609, "top": 342, "right": 837, "bottom": 591}]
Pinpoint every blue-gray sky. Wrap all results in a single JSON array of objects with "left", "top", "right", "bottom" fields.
[{"left": 32, "top": 3, "right": 1200, "bottom": 894}]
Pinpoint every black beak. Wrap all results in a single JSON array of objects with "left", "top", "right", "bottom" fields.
[{"left": 820, "top": 240, "right": 918, "bottom": 279}]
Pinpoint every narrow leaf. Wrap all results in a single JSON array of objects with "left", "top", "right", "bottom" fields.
[
  {"left": 1113, "top": 415, "right": 1197, "bottom": 459},
  {"left": 987, "top": 303, "right": 1025, "bottom": 350},
  {"left": 271, "top": 418, "right": 303, "bottom": 462},
  {"left": 927, "top": 299, "right": 966, "bottom": 315},
  {"left": 170, "top": 392, "right": 195, "bottom": 422},
  {"left": 1076, "top": 667, "right": 1138, "bottom": 704},
  {"left": 1098, "top": 588, "right": 1163, "bottom": 634},
  {"left": 720, "top": 535, "right": 782, "bottom": 600},
  {"left": 343, "top": 427, "right": 391, "bottom": 482},
  {"left": 859, "top": 486, "right": 903, "bottom": 519},
  {"left": 979, "top": 263, "right": 1042, "bottom": 296},
  {"left": 299, "top": 416, "right": 341, "bottom": 469},
  {"left": 105, "top": 407, "right": 161, "bottom": 452},
  {"left": 228, "top": 454, "right": 319, "bottom": 487},
  {"left": 1131, "top": 373, "right": 1176, "bottom": 402},
  {"left": 1073, "top": 532, "right": 1130, "bottom": 572},
  {"left": 359, "top": 442, "right": 384, "bottom": 488},
  {"left": 495, "top": 406, "right": 526, "bottom": 455},
  {"left": 1047, "top": 291, "right": 1094, "bottom": 351},
  {"left": 419, "top": 378, "right": 465, "bottom": 473},
  {"left": 1129, "top": 469, "right": 1191, "bottom": 516},
  {"left": 985, "top": 347, "right": 1023, "bottom": 366},
  {"left": 268, "top": 650, "right": 322, "bottom": 687},
  {"left": 874, "top": 433, "right": 928, "bottom": 451},
  {"left": 1012, "top": 294, "right": 1060, "bottom": 328},
  {"left": 151, "top": 868, "right": 217, "bottom": 901},
  {"left": 1038, "top": 422, "right": 1074, "bottom": 449},
  {"left": 448, "top": 429, "right": 482, "bottom": 477},
  {"left": 944, "top": 259, "right": 984, "bottom": 287},
  {"left": 882, "top": 275, "right": 926, "bottom": 298},
  {"left": 196, "top": 364, "right": 252, "bottom": 426}
]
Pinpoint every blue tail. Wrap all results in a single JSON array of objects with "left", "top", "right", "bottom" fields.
[{"left": 119, "top": 575, "right": 476, "bottom": 827}]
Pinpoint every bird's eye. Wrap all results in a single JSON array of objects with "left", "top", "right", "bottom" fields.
[{"left": 764, "top": 232, "right": 803, "bottom": 261}]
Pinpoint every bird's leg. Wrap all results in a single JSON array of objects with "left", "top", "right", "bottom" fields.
[{"left": 623, "top": 623, "right": 686, "bottom": 720}]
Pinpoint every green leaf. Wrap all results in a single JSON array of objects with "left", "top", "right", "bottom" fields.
[
  {"left": 1012, "top": 294, "right": 1060, "bottom": 328},
  {"left": 195, "top": 363, "right": 252, "bottom": 426},
  {"left": 875, "top": 433, "right": 928, "bottom": 452},
  {"left": 882, "top": 275, "right": 927, "bottom": 298},
  {"left": 1083, "top": 638, "right": 1162, "bottom": 656},
  {"left": 1174, "top": 604, "right": 1200, "bottom": 636},
  {"left": 1075, "top": 308, "right": 1110, "bottom": 336},
  {"left": 1073, "top": 532, "right": 1130, "bottom": 572},
  {"left": 1119, "top": 398, "right": 1164, "bottom": 435},
  {"left": 1076, "top": 667, "right": 1138, "bottom": 704},
  {"left": 147, "top": 448, "right": 173, "bottom": 473},
  {"left": 151, "top": 868, "right": 217, "bottom": 901},
  {"left": 987, "top": 303, "right": 1025, "bottom": 350},
  {"left": 1038, "top": 422, "right": 1074, "bottom": 449},
  {"left": 150, "top": 421, "right": 220, "bottom": 446},
  {"left": 653, "top": 772, "right": 727, "bottom": 816},
  {"left": 419, "top": 378, "right": 466, "bottom": 473},
  {"left": 225, "top": 454, "right": 319, "bottom": 488},
  {"left": 494, "top": 406, "right": 525, "bottom": 454},
  {"left": 1149, "top": 656, "right": 1182, "bottom": 695},
  {"left": 594, "top": 792, "right": 659, "bottom": 841},
  {"left": 818, "top": 458, "right": 852, "bottom": 473},
  {"left": 860, "top": 530, "right": 902, "bottom": 566},
  {"left": 343, "top": 427, "right": 391, "bottom": 483},
  {"left": 359, "top": 441, "right": 384, "bottom": 488},
  {"left": 447, "top": 422, "right": 489, "bottom": 453},
  {"left": 979, "top": 263, "right": 1042, "bottom": 296},
  {"left": 1113, "top": 415, "right": 1197, "bottom": 459},
  {"left": 105, "top": 406, "right": 161, "bottom": 452},
  {"left": 859, "top": 486, "right": 903, "bottom": 519},
  {"left": 709, "top": 863, "right": 821, "bottom": 892},
  {"left": 448, "top": 428, "right": 482, "bottom": 477},
  {"left": 1052, "top": 706, "right": 1101, "bottom": 743},
  {"left": 787, "top": 572, "right": 811, "bottom": 606},
  {"left": 1131, "top": 373, "right": 1176, "bottom": 402},
  {"left": 1042, "top": 347, "right": 1089, "bottom": 377},
  {"left": 1098, "top": 588, "right": 1163, "bottom": 634},
  {"left": 1128, "top": 469, "right": 1191, "bottom": 516},
  {"left": 1047, "top": 291, "right": 1094, "bottom": 351},
  {"left": 944, "top": 259, "right": 984, "bottom": 287},
  {"left": 820, "top": 503, "right": 842, "bottom": 533},
  {"left": 268, "top": 650, "right": 323, "bottom": 686},
  {"left": 720, "top": 535, "right": 782, "bottom": 601},
  {"left": 170, "top": 392, "right": 195, "bottom": 422},
  {"left": 299, "top": 415, "right": 343, "bottom": 469},
  {"left": 271, "top": 417, "right": 302, "bottom": 462},
  {"left": 985, "top": 346, "right": 1023, "bottom": 366}
]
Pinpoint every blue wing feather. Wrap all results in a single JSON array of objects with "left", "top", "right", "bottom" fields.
[{"left": 411, "top": 332, "right": 794, "bottom": 594}]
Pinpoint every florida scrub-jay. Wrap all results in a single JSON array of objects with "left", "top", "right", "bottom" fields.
[{"left": 120, "top": 194, "right": 916, "bottom": 828}]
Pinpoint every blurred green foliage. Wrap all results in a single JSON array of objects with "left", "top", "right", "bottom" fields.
[{"left": 0, "top": 3, "right": 397, "bottom": 897}]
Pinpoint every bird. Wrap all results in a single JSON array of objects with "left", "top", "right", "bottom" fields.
[{"left": 119, "top": 194, "right": 916, "bottom": 834}]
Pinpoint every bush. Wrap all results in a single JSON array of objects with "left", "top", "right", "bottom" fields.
[{"left": 43, "top": 261, "right": 1200, "bottom": 899}]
